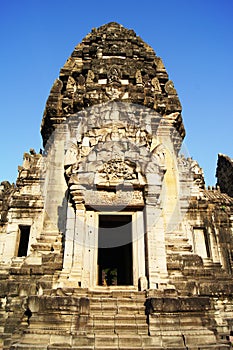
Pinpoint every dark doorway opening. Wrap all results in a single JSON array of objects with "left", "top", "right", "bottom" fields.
[
  {"left": 98, "top": 215, "right": 133, "bottom": 286},
  {"left": 17, "top": 225, "right": 30, "bottom": 257}
]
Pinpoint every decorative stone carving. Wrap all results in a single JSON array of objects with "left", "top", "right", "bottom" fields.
[
  {"left": 190, "top": 158, "right": 205, "bottom": 189},
  {"left": 135, "top": 70, "right": 143, "bottom": 85},
  {"left": 99, "top": 159, "right": 137, "bottom": 182},
  {"left": 66, "top": 76, "right": 76, "bottom": 93},
  {"left": 96, "top": 47, "right": 103, "bottom": 58},
  {"left": 165, "top": 80, "right": 177, "bottom": 95},
  {"left": 84, "top": 189, "right": 144, "bottom": 207},
  {"left": 107, "top": 65, "right": 121, "bottom": 84},
  {"left": 50, "top": 78, "right": 63, "bottom": 93},
  {"left": 41, "top": 22, "right": 185, "bottom": 147},
  {"left": 105, "top": 86, "right": 124, "bottom": 100},
  {"left": 86, "top": 70, "right": 95, "bottom": 84},
  {"left": 151, "top": 77, "right": 161, "bottom": 93},
  {"left": 77, "top": 74, "right": 85, "bottom": 86},
  {"left": 143, "top": 74, "right": 151, "bottom": 87}
]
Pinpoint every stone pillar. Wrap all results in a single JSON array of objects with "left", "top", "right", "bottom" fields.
[
  {"left": 62, "top": 203, "right": 75, "bottom": 271},
  {"left": 73, "top": 209, "right": 86, "bottom": 285},
  {"left": 40, "top": 125, "right": 67, "bottom": 253},
  {"left": 144, "top": 169, "right": 168, "bottom": 287},
  {"left": 145, "top": 203, "right": 168, "bottom": 289},
  {"left": 132, "top": 211, "right": 146, "bottom": 287},
  {"left": 80, "top": 210, "right": 97, "bottom": 288}
]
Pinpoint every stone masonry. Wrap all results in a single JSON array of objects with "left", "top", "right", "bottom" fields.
[
  {"left": 216, "top": 154, "right": 233, "bottom": 198},
  {"left": 0, "top": 22, "right": 233, "bottom": 350}
]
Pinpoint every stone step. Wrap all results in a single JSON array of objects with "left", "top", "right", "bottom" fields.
[
  {"left": 90, "top": 313, "right": 147, "bottom": 323},
  {"left": 94, "top": 335, "right": 119, "bottom": 348},
  {"left": 115, "top": 313, "right": 147, "bottom": 319},
  {"left": 89, "top": 296, "right": 146, "bottom": 303},
  {"left": 142, "top": 348, "right": 185, "bottom": 350},
  {"left": 87, "top": 314, "right": 148, "bottom": 335},
  {"left": 49, "top": 347, "right": 94, "bottom": 350},
  {"left": 95, "top": 348, "right": 142, "bottom": 350},
  {"left": 115, "top": 323, "right": 146, "bottom": 335},
  {"left": 196, "top": 345, "right": 230, "bottom": 350},
  {"left": 90, "top": 299, "right": 146, "bottom": 315},
  {"left": 89, "top": 290, "right": 146, "bottom": 298},
  {"left": 118, "top": 334, "right": 143, "bottom": 348},
  {"left": 92, "top": 348, "right": 118, "bottom": 350},
  {"left": 10, "top": 345, "right": 48, "bottom": 350}
]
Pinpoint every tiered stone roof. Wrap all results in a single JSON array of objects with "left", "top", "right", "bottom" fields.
[{"left": 41, "top": 22, "right": 184, "bottom": 146}]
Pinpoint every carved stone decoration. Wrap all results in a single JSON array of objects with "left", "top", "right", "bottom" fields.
[
  {"left": 165, "top": 80, "right": 177, "bottom": 95},
  {"left": 151, "top": 77, "right": 162, "bottom": 93},
  {"left": 143, "top": 74, "right": 151, "bottom": 87},
  {"left": 44, "top": 78, "right": 63, "bottom": 117},
  {"left": 84, "top": 189, "right": 144, "bottom": 208},
  {"left": 41, "top": 22, "right": 185, "bottom": 147},
  {"left": 50, "top": 78, "right": 63, "bottom": 93},
  {"left": 66, "top": 76, "right": 77, "bottom": 93},
  {"left": 98, "top": 159, "right": 137, "bottom": 182},
  {"left": 155, "top": 57, "right": 166, "bottom": 72},
  {"left": 107, "top": 65, "right": 121, "bottom": 84},
  {"left": 96, "top": 47, "right": 103, "bottom": 59},
  {"left": 152, "top": 144, "right": 166, "bottom": 170},
  {"left": 190, "top": 159, "right": 205, "bottom": 189},
  {"left": 86, "top": 70, "right": 95, "bottom": 84},
  {"left": 105, "top": 86, "right": 124, "bottom": 100},
  {"left": 77, "top": 74, "right": 85, "bottom": 86},
  {"left": 135, "top": 70, "right": 143, "bottom": 85}
]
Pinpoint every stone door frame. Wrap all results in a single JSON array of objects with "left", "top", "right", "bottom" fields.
[{"left": 90, "top": 210, "right": 146, "bottom": 290}]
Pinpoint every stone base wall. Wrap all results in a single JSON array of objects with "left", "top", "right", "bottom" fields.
[{"left": 1, "top": 283, "right": 232, "bottom": 349}]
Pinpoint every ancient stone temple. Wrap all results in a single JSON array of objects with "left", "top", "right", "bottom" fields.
[{"left": 1, "top": 22, "right": 233, "bottom": 350}]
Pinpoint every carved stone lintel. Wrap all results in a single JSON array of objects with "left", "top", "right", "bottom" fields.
[{"left": 84, "top": 189, "right": 144, "bottom": 207}]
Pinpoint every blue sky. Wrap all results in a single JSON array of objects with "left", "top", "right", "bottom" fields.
[{"left": 0, "top": 0, "right": 233, "bottom": 185}]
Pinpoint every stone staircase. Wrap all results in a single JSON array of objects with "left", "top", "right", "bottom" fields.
[
  {"left": 68, "top": 290, "right": 150, "bottom": 350},
  {"left": 6, "top": 290, "right": 153, "bottom": 350},
  {"left": 86, "top": 290, "right": 148, "bottom": 349},
  {"left": 6, "top": 289, "right": 230, "bottom": 350}
]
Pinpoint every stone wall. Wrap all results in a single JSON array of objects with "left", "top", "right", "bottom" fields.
[{"left": 216, "top": 153, "right": 233, "bottom": 197}]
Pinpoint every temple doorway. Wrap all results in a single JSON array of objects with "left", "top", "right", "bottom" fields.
[{"left": 98, "top": 215, "right": 133, "bottom": 286}]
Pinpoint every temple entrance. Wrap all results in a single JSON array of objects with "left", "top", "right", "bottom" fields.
[{"left": 98, "top": 215, "right": 133, "bottom": 286}]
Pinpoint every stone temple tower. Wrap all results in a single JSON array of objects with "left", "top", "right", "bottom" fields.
[{"left": 1, "top": 22, "right": 233, "bottom": 349}]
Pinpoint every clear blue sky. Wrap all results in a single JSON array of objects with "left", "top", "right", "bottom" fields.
[{"left": 1, "top": 0, "right": 232, "bottom": 185}]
